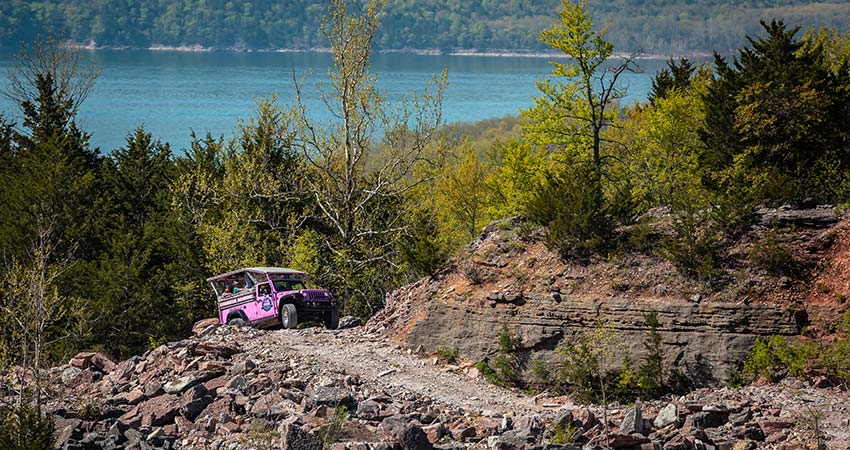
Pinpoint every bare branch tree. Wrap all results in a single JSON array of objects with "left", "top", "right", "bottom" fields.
[{"left": 4, "top": 38, "right": 99, "bottom": 117}]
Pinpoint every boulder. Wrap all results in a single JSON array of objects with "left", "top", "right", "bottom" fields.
[
  {"left": 309, "top": 386, "right": 357, "bottom": 410},
  {"left": 282, "top": 423, "right": 323, "bottom": 450},
  {"left": 69, "top": 352, "right": 116, "bottom": 373},
  {"left": 179, "top": 384, "right": 212, "bottom": 421},
  {"left": 163, "top": 375, "right": 198, "bottom": 395},
  {"left": 621, "top": 402, "right": 645, "bottom": 435},
  {"left": 654, "top": 404, "right": 678, "bottom": 429},
  {"left": 139, "top": 394, "right": 180, "bottom": 427},
  {"left": 192, "top": 318, "right": 220, "bottom": 336},
  {"left": 194, "top": 342, "right": 241, "bottom": 359},
  {"left": 683, "top": 411, "right": 726, "bottom": 430},
  {"left": 338, "top": 316, "right": 362, "bottom": 329}
]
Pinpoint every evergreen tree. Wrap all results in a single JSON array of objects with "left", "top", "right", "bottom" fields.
[{"left": 649, "top": 58, "right": 695, "bottom": 105}]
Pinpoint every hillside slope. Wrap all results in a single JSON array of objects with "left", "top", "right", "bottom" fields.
[
  {"left": 1, "top": 0, "right": 849, "bottom": 54},
  {"left": 368, "top": 208, "right": 850, "bottom": 386}
]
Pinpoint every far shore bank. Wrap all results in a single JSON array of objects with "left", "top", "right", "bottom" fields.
[{"left": 58, "top": 41, "right": 718, "bottom": 60}]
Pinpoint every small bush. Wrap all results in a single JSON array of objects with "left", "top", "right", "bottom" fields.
[
  {"left": 475, "top": 360, "right": 499, "bottom": 384},
  {"left": 661, "top": 210, "right": 722, "bottom": 282},
  {"left": 0, "top": 405, "right": 56, "bottom": 450},
  {"left": 639, "top": 311, "right": 665, "bottom": 396},
  {"left": 462, "top": 262, "right": 486, "bottom": 285},
  {"left": 749, "top": 232, "right": 799, "bottom": 277},
  {"left": 399, "top": 212, "right": 451, "bottom": 277},
  {"left": 319, "top": 406, "right": 348, "bottom": 447},
  {"left": 555, "top": 334, "right": 604, "bottom": 402},
  {"left": 528, "top": 357, "right": 550, "bottom": 393},
  {"left": 526, "top": 164, "right": 612, "bottom": 260},
  {"left": 625, "top": 220, "right": 656, "bottom": 253},
  {"left": 549, "top": 423, "right": 579, "bottom": 444},
  {"left": 742, "top": 335, "right": 814, "bottom": 383},
  {"left": 435, "top": 346, "right": 459, "bottom": 364},
  {"left": 491, "top": 324, "right": 523, "bottom": 386}
]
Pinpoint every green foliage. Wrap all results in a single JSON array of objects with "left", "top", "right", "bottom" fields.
[
  {"left": 0, "top": 405, "right": 56, "bottom": 450},
  {"left": 5, "top": 0, "right": 850, "bottom": 55},
  {"left": 553, "top": 319, "right": 615, "bottom": 403},
  {"left": 701, "top": 20, "right": 850, "bottom": 205},
  {"left": 435, "top": 346, "right": 459, "bottom": 364},
  {"left": 549, "top": 423, "right": 579, "bottom": 444},
  {"left": 640, "top": 311, "right": 665, "bottom": 396},
  {"left": 528, "top": 357, "right": 550, "bottom": 393},
  {"left": 290, "top": 229, "right": 321, "bottom": 278},
  {"left": 821, "top": 313, "right": 850, "bottom": 387},
  {"left": 742, "top": 335, "right": 815, "bottom": 382},
  {"left": 661, "top": 211, "right": 723, "bottom": 282},
  {"left": 649, "top": 58, "right": 696, "bottom": 105},
  {"left": 749, "top": 232, "right": 800, "bottom": 277},
  {"left": 526, "top": 162, "right": 612, "bottom": 260},
  {"left": 491, "top": 324, "right": 523, "bottom": 387},
  {"left": 475, "top": 360, "right": 499, "bottom": 385},
  {"left": 319, "top": 406, "right": 349, "bottom": 447}
]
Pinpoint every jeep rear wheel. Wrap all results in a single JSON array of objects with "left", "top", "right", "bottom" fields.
[
  {"left": 280, "top": 303, "right": 298, "bottom": 329},
  {"left": 324, "top": 307, "right": 339, "bottom": 330}
]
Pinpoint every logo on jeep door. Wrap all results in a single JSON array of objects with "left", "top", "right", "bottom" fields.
[{"left": 261, "top": 295, "right": 273, "bottom": 312}]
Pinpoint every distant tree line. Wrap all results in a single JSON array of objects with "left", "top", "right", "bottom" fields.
[{"left": 0, "top": 0, "right": 849, "bottom": 54}]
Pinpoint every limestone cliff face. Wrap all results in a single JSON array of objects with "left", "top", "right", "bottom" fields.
[{"left": 369, "top": 219, "right": 810, "bottom": 386}]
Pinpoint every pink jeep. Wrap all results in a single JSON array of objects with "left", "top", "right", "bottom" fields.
[{"left": 207, "top": 267, "right": 339, "bottom": 329}]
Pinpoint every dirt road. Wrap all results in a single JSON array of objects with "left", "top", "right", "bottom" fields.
[{"left": 242, "top": 326, "right": 549, "bottom": 415}]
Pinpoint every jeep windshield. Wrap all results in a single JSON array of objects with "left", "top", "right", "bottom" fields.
[{"left": 270, "top": 273, "right": 307, "bottom": 292}]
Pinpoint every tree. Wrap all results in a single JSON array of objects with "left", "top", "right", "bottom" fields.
[
  {"left": 0, "top": 39, "right": 98, "bottom": 418},
  {"left": 291, "top": 0, "right": 446, "bottom": 314},
  {"left": 523, "top": 0, "right": 638, "bottom": 182},
  {"left": 701, "top": 20, "right": 850, "bottom": 203},
  {"left": 648, "top": 58, "right": 696, "bottom": 105}
]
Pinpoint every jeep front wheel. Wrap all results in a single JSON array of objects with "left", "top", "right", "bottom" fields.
[
  {"left": 280, "top": 303, "right": 298, "bottom": 329},
  {"left": 324, "top": 307, "right": 339, "bottom": 330}
]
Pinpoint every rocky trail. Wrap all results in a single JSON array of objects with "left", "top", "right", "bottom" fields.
[
  {"left": 11, "top": 320, "right": 847, "bottom": 450},
  {"left": 262, "top": 327, "right": 542, "bottom": 415}
]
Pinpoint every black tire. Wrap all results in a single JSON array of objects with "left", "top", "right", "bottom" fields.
[
  {"left": 280, "top": 303, "right": 298, "bottom": 329},
  {"left": 228, "top": 317, "right": 247, "bottom": 327},
  {"left": 324, "top": 307, "right": 340, "bottom": 330}
]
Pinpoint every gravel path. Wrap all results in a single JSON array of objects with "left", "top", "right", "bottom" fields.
[{"left": 246, "top": 326, "right": 549, "bottom": 415}]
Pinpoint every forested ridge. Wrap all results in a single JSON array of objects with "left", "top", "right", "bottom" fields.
[{"left": 1, "top": 0, "right": 850, "bottom": 54}]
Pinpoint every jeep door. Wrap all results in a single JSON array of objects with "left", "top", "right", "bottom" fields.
[{"left": 253, "top": 281, "right": 277, "bottom": 322}]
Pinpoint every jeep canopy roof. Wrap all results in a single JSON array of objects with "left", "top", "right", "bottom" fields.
[{"left": 206, "top": 267, "right": 305, "bottom": 282}]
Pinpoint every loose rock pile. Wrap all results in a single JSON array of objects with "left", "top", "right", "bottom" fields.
[{"left": 8, "top": 321, "right": 847, "bottom": 450}]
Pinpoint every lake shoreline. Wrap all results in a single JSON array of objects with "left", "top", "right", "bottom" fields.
[{"left": 66, "top": 41, "right": 714, "bottom": 60}]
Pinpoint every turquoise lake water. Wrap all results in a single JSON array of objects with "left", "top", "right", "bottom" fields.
[{"left": 0, "top": 50, "right": 668, "bottom": 151}]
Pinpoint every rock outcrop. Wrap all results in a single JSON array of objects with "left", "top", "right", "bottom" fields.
[{"left": 369, "top": 219, "right": 807, "bottom": 385}]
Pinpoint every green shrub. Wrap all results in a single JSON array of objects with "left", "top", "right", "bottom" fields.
[
  {"left": 528, "top": 357, "right": 550, "bottom": 393},
  {"left": 319, "top": 406, "right": 348, "bottom": 447},
  {"left": 615, "top": 357, "right": 642, "bottom": 400},
  {"left": 661, "top": 210, "right": 722, "bottom": 282},
  {"left": 435, "top": 346, "right": 459, "bottom": 364},
  {"left": 555, "top": 333, "right": 604, "bottom": 402},
  {"left": 820, "top": 313, "right": 850, "bottom": 387},
  {"left": 0, "top": 405, "right": 56, "bottom": 450},
  {"left": 749, "top": 232, "right": 799, "bottom": 277},
  {"left": 491, "top": 324, "right": 523, "bottom": 386},
  {"left": 475, "top": 360, "right": 499, "bottom": 384},
  {"left": 742, "top": 335, "right": 814, "bottom": 382},
  {"left": 526, "top": 164, "right": 612, "bottom": 260},
  {"left": 639, "top": 311, "right": 665, "bottom": 396},
  {"left": 549, "top": 423, "right": 579, "bottom": 444},
  {"left": 398, "top": 212, "right": 451, "bottom": 277}
]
